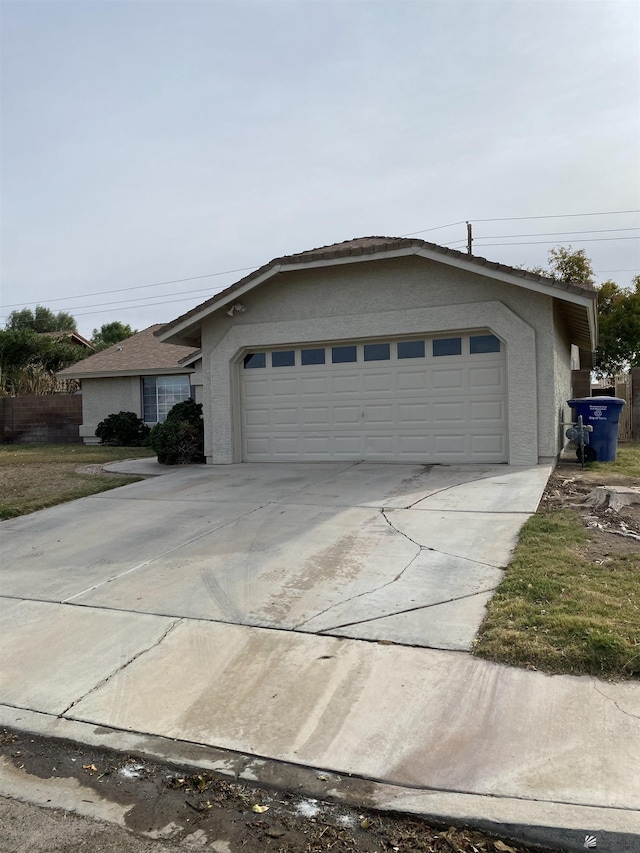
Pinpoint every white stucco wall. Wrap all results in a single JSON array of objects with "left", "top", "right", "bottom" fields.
[
  {"left": 190, "top": 359, "right": 204, "bottom": 404},
  {"left": 79, "top": 372, "right": 196, "bottom": 443},
  {"left": 79, "top": 376, "right": 143, "bottom": 443},
  {"left": 196, "top": 256, "right": 569, "bottom": 466}
]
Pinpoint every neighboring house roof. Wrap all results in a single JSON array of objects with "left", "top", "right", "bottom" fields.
[
  {"left": 58, "top": 324, "right": 200, "bottom": 379},
  {"left": 40, "top": 330, "right": 94, "bottom": 349},
  {"left": 156, "top": 236, "right": 598, "bottom": 355}
]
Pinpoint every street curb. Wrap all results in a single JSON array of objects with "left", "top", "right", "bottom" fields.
[{"left": 1, "top": 705, "right": 638, "bottom": 852}]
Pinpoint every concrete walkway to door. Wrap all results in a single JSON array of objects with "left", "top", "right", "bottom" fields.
[{"left": 1, "top": 461, "right": 639, "bottom": 844}]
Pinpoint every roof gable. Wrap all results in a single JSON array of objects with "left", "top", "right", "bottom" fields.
[{"left": 157, "top": 236, "right": 598, "bottom": 352}]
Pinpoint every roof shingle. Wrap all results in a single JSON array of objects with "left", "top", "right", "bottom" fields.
[{"left": 58, "top": 325, "right": 199, "bottom": 377}]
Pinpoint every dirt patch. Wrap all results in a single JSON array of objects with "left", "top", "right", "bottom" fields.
[
  {"left": 75, "top": 464, "right": 108, "bottom": 475},
  {"left": 0, "top": 730, "right": 543, "bottom": 853},
  {"left": 540, "top": 459, "right": 640, "bottom": 561}
]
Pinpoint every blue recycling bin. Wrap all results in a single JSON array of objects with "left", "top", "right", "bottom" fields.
[{"left": 567, "top": 396, "right": 626, "bottom": 462}]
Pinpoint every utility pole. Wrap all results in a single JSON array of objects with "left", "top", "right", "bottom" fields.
[{"left": 466, "top": 221, "right": 473, "bottom": 255}]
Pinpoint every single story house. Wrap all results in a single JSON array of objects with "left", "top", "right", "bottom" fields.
[
  {"left": 155, "top": 236, "right": 597, "bottom": 467},
  {"left": 58, "top": 324, "right": 201, "bottom": 444},
  {"left": 41, "top": 330, "right": 94, "bottom": 350}
]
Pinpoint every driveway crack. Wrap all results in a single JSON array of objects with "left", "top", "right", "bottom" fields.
[
  {"left": 403, "top": 470, "right": 501, "bottom": 509},
  {"left": 317, "top": 585, "right": 500, "bottom": 633},
  {"left": 58, "top": 618, "right": 182, "bottom": 718},
  {"left": 383, "top": 508, "right": 504, "bottom": 568},
  {"left": 592, "top": 683, "right": 640, "bottom": 721},
  {"left": 293, "top": 514, "right": 424, "bottom": 630},
  {"left": 294, "top": 505, "right": 503, "bottom": 631}
]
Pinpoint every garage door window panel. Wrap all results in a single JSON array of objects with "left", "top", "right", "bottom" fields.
[
  {"left": 332, "top": 345, "right": 357, "bottom": 363},
  {"left": 272, "top": 350, "right": 295, "bottom": 367},
  {"left": 433, "top": 338, "right": 462, "bottom": 357},
  {"left": 470, "top": 334, "right": 501, "bottom": 354},
  {"left": 397, "top": 340, "right": 425, "bottom": 359},
  {"left": 364, "top": 343, "right": 390, "bottom": 361},
  {"left": 244, "top": 353, "right": 266, "bottom": 369},
  {"left": 301, "top": 348, "right": 326, "bottom": 365}
]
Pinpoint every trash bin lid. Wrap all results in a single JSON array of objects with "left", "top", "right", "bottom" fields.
[{"left": 568, "top": 396, "right": 626, "bottom": 406}]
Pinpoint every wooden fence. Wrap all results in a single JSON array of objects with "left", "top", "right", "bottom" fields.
[{"left": 615, "top": 374, "right": 633, "bottom": 441}]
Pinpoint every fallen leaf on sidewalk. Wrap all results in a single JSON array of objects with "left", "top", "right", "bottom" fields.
[
  {"left": 251, "top": 804, "right": 269, "bottom": 813},
  {"left": 82, "top": 764, "right": 98, "bottom": 772},
  {"left": 494, "top": 841, "right": 517, "bottom": 853}
]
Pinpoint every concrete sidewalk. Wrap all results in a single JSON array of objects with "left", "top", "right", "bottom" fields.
[{"left": 1, "top": 461, "right": 639, "bottom": 848}]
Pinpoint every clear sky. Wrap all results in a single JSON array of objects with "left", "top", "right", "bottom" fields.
[{"left": 1, "top": 0, "right": 639, "bottom": 339}]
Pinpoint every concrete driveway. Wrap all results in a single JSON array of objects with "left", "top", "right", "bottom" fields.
[
  {"left": 1, "top": 461, "right": 549, "bottom": 650},
  {"left": 2, "top": 461, "right": 639, "bottom": 840}
]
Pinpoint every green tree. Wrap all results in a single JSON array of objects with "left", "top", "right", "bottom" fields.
[
  {"left": 91, "top": 321, "right": 137, "bottom": 351},
  {"left": 0, "top": 328, "right": 84, "bottom": 395},
  {"left": 594, "top": 275, "right": 640, "bottom": 378},
  {"left": 546, "top": 246, "right": 595, "bottom": 283},
  {"left": 531, "top": 247, "right": 638, "bottom": 378},
  {"left": 6, "top": 305, "right": 77, "bottom": 332}
]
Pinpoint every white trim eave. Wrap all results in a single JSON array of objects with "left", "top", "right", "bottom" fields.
[
  {"left": 588, "top": 299, "right": 599, "bottom": 352},
  {"left": 60, "top": 367, "right": 195, "bottom": 380},
  {"left": 281, "top": 246, "right": 421, "bottom": 272},
  {"left": 178, "top": 351, "right": 202, "bottom": 368},
  {"left": 156, "top": 265, "right": 284, "bottom": 342}
]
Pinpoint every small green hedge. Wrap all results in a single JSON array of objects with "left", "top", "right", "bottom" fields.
[
  {"left": 95, "top": 411, "right": 151, "bottom": 447},
  {"left": 150, "top": 399, "right": 205, "bottom": 465}
]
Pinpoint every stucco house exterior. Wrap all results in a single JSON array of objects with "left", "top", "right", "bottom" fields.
[
  {"left": 58, "top": 324, "right": 201, "bottom": 444},
  {"left": 155, "top": 236, "right": 597, "bottom": 467}
]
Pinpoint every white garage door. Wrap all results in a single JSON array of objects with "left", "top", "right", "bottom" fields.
[{"left": 241, "top": 333, "right": 507, "bottom": 463}]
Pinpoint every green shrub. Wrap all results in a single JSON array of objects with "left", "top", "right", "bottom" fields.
[
  {"left": 95, "top": 411, "right": 150, "bottom": 446},
  {"left": 150, "top": 399, "right": 204, "bottom": 465}
]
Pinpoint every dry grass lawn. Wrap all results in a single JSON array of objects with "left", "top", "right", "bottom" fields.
[{"left": 0, "top": 444, "right": 155, "bottom": 520}]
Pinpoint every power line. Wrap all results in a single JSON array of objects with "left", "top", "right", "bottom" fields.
[
  {"left": 469, "top": 236, "right": 640, "bottom": 247},
  {"left": 0, "top": 265, "right": 259, "bottom": 310},
  {"left": 17, "top": 233, "right": 623, "bottom": 317},
  {"left": 71, "top": 295, "right": 213, "bottom": 318},
  {"left": 400, "top": 220, "right": 465, "bottom": 237},
  {"left": 472, "top": 209, "right": 640, "bottom": 223},
  {"left": 473, "top": 227, "right": 639, "bottom": 239},
  {"left": 15, "top": 282, "right": 231, "bottom": 315},
  {"left": 0, "top": 293, "right": 214, "bottom": 325},
  {"left": 401, "top": 209, "right": 640, "bottom": 238},
  {"left": 3, "top": 208, "right": 639, "bottom": 319}
]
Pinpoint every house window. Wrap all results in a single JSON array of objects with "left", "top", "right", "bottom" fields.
[
  {"left": 272, "top": 350, "right": 295, "bottom": 367},
  {"left": 433, "top": 337, "right": 462, "bottom": 357},
  {"left": 397, "top": 340, "right": 425, "bottom": 359},
  {"left": 470, "top": 334, "right": 501, "bottom": 354},
  {"left": 142, "top": 375, "right": 191, "bottom": 423},
  {"left": 364, "top": 343, "right": 391, "bottom": 361},
  {"left": 332, "top": 345, "right": 357, "bottom": 363}
]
